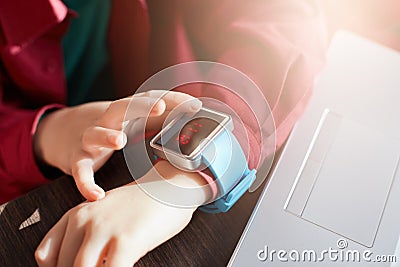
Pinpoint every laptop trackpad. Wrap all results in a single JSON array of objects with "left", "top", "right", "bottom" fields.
[{"left": 285, "top": 110, "right": 399, "bottom": 247}]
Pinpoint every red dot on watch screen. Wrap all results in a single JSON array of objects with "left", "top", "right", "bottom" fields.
[{"left": 176, "top": 134, "right": 191, "bottom": 145}]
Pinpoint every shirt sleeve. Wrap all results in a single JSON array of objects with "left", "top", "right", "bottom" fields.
[
  {"left": 0, "top": 89, "right": 62, "bottom": 203},
  {"left": 179, "top": 0, "right": 327, "bottom": 169}
]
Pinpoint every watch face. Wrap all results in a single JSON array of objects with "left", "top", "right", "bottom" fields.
[{"left": 153, "top": 108, "right": 230, "bottom": 158}]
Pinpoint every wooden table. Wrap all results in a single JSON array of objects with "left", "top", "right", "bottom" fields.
[{"left": 0, "top": 151, "right": 274, "bottom": 267}]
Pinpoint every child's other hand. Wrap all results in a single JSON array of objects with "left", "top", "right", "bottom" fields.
[
  {"left": 34, "top": 91, "right": 202, "bottom": 201},
  {"left": 35, "top": 160, "right": 209, "bottom": 267}
]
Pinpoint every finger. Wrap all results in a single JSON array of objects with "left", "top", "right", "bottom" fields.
[
  {"left": 143, "top": 90, "right": 202, "bottom": 112},
  {"left": 73, "top": 231, "right": 108, "bottom": 267},
  {"left": 98, "top": 97, "right": 166, "bottom": 130},
  {"left": 99, "top": 91, "right": 202, "bottom": 131},
  {"left": 35, "top": 214, "right": 69, "bottom": 267},
  {"left": 82, "top": 126, "right": 127, "bottom": 151},
  {"left": 72, "top": 159, "right": 105, "bottom": 201},
  {"left": 105, "top": 239, "right": 144, "bottom": 267},
  {"left": 56, "top": 218, "right": 86, "bottom": 267}
]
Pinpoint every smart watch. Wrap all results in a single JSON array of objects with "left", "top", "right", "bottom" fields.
[{"left": 150, "top": 107, "right": 257, "bottom": 213}]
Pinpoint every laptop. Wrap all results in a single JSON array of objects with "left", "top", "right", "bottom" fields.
[{"left": 228, "top": 31, "right": 400, "bottom": 266}]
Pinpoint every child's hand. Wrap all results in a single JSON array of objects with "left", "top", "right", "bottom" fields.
[
  {"left": 35, "top": 160, "right": 210, "bottom": 267},
  {"left": 34, "top": 91, "right": 202, "bottom": 201}
]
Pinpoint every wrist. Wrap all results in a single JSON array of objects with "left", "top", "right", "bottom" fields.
[
  {"left": 33, "top": 108, "right": 65, "bottom": 170},
  {"left": 33, "top": 107, "right": 66, "bottom": 177},
  {"left": 133, "top": 160, "right": 212, "bottom": 207},
  {"left": 154, "top": 160, "right": 207, "bottom": 187}
]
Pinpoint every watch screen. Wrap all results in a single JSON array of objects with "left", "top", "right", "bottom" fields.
[{"left": 155, "top": 109, "right": 226, "bottom": 156}]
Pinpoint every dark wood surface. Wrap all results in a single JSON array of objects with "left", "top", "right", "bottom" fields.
[{"left": 0, "top": 151, "right": 273, "bottom": 267}]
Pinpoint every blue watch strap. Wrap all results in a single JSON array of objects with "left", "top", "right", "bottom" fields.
[{"left": 199, "top": 128, "right": 257, "bottom": 213}]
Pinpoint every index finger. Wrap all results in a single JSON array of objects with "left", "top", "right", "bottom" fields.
[
  {"left": 98, "top": 91, "right": 202, "bottom": 130},
  {"left": 139, "top": 90, "right": 202, "bottom": 111},
  {"left": 97, "top": 97, "right": 165, "bottom": 130}
]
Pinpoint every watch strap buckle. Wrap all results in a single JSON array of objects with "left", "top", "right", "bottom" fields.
[{"left": 199, "top": 169, "right": 257, "bottom": 213}]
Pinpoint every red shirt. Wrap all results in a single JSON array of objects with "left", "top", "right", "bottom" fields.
[{"left": 0, "top": 0, "right": 327, "bottom": 203}]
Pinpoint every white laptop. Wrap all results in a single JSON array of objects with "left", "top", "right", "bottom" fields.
[{"left": 229, "top": 31, "right": 400, "bottom": 266}]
